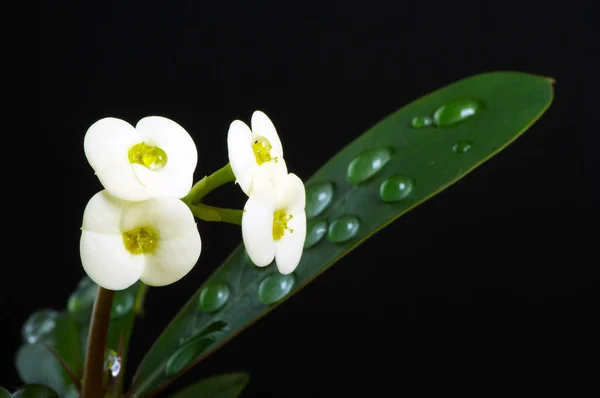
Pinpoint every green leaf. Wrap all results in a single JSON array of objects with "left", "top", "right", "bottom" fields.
[
  {"left": 11, "top": 384, "right": 59, "bottom": 398},
  {"left": 15, "top": 313, "right": 82, "bottom": 396},
  {"left": 0, "top": 387, "right": 12, "bottom": 398},
  {"left": 130, "top": 71, "right": 554, "bottom": 396},
  {"left": 169, "top": 372, "right": 250, "bottom": 398}
]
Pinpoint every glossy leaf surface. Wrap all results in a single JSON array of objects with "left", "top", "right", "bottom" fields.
[{"left": 131, "top": 71, "right": 553, "bottom": 396}]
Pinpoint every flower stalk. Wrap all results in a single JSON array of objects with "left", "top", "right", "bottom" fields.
[
  {"left": 82, "top": 286, "right": 115, "bottom": 398},
  {"left": 187, "top": 203, "right": 243, "bottom": 225},
  {"left": 182, "top": 163, "right": 235, "bottom": 204}
]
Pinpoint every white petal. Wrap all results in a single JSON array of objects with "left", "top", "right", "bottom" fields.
[
  {"left": 251, "top": 111, "right": 283, "bottom": 158},
  {"left": 140, "top": 229, "right": 202, "bottom": 286},
  {"left": 242, "top": 196, "right": 275, "bottom": 267},
  {"left": 81, "top": 190, "right": 126, "bottom": 234},
  {"left": 275, "top": 173, "right": 306, "bottom": 213},
  {"left": 132, "top": 163, "right": 194, "bottom": 199},
  {"left": 120, "top": 196, "right": 197, "bottom": 239},
  {"left": 249, "top": 160, "right": 288, "bottom": 200},
  {"left": 135, "top": 116, "right": 198, "bottom": 197},
  {"left": 95, "top": 162, "right": 153, "bottom": 201},
  {"left": 135, "top": 116, "right": 198, "bottom": 170},
  {"left": 227, "top": 120, "right": 256, "bottom": 195},
  {"left": 274, "top": 210, "right": 306, "bottom": 274},
  {"left": 84, "top": 117, "right": 141, "bottom": 172},
  {"left": 80, "top": 231, "right": 145, "bottom": 290}
]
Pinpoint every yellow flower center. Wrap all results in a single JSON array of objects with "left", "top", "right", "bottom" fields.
[
  {"left": 128, "top": 142, "right": 168, "bottom": 170},
  {"left": 123, "top": 227, "right": 158, "bottom": 254},
  {"left": 272, "top": 209, "right": 293, "bottom": 241},
  {"left": 252, "top": 136, "right": 277, "bottom": 166}
]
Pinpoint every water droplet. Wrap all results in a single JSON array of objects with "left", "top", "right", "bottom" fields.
[
  {"left": 22, "top": 309, "right": 59, "bottom": 344},
  {"left": 111, "top": 290, "right": 135, "bottom": 319},
  {"left": 433, "top": 99, "right": 483, "bottom": 126},
  {"left": 379, "top": 175, "right": 414, "bottom": 202},
  {"left": 305, "top": 182, "right": 334, "bottom": 218},
  {"left": 304, "top": 219, "right": 328, "bottom": 249},
  {"left": 198, "top": 283, "right": 230, "bottom": 313},
  {"left": 411, "top": 116, "right": 433, "bottom": 128},
  {"left": 258, "top": 273, "right": 295, "bottom": 305},
  {"left": 452, "top": 140, "right": 473, "bottom": 154},
  {"left": 104, "top": 349, "right": 122, "bottom": 377},
  {"left": 165, "top": 337, "right": 215, "bottom": 377},
  {"left": 347, "top": 147, "right": 393, "bottom": 185},
  {"left": 327, "top": 215, "right": 361, "bottom": 243}
]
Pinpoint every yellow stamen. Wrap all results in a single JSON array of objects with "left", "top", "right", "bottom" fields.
[
  {"left": 272, "top": 210, "right": 293, "bottom": 240},
  {"left": 252, "top": 136, "right": 277, "bottom": 166},
  {"left": 123, "top": 227, "right": 158, "bottom": 254},
  {"left": 128, "top": 142, "right": 168, "bottom": 170}
]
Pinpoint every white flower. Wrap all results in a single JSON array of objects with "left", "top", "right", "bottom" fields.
[
  {"left": 80, "top": 190, "right": 202, "bottom": 290},
  {"left": 84, "top": 116, "right": 198, "bottom": 201},
  {"left": 242, "top": 169, "right": 307, "bottom": 274},
  {"left": 227, "top": 110, "right": 287, "bottom": 196}
]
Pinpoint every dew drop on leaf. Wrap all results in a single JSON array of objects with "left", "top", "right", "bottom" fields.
[
  {"left": 327, "top": 215, "right": 361, "bottom": 243},
  {"left": 379, "top": 175, "right": 414, "bottom": 202},
  {"left": 433, "top": 99, "right": 483, "bottom": 126},
  {"left": 258, "top": 273, "right": 295, "bottom": 305}
]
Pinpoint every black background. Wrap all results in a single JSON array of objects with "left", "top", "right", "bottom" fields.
[{"left": 18, "top": 0, "right": 597, "bottom": 395}]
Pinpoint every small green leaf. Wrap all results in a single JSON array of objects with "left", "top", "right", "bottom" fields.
[
  {"left": 67, "top": 276, "right": 136, "bottom": 324},
  {"left": 11, "top": 384, "right": 59, "bottom": 398},
  {"left": 21, "top": 309, "right": 59, "bottom": 344},
  {"left": 15, "top": 313, "right": 81, "bottom": 395},
  {"left": 131, "top": 71, "right": 554, "bottom": 396},
  {"left": 169, "top": 372, "right": 250, "bottom": 398},
  {"left": 0, "top": 387, "right": 12, "bottom": 398}
]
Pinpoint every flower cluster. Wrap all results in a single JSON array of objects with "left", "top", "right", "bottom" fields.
[
  {"left": 80, "top": 111, "right": 306, "bottom": 291},
  {"left": 81, "top": 117, "right": 202, "bottom": 290},
  {"left": 228, "top": 111, "right": 307, "bottom": 274}
]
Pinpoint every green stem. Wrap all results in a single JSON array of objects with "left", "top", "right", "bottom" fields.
[
  {"left": 134, "top": 282, "right": 149, "bottom": 316},
  {"left": 82, "top": 286, "right": 115, "bottom": 398},
  {"left": 187, "top": 203, "right": 243, "bottom": 225},
  {"left": 182, "top": 163, "right": 235, "bottom": 204}
]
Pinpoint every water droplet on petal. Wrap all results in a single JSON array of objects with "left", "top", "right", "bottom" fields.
[
  {"left": 198, "top": 283, "right": 230, "bottom": 313},
  {"left": 379, "top": 175, "right": 414, "bottom": 202},
  {"left": 433, "top": 99, "right": 483, "bottom": 126},
  {"left": 327, "top": 215, "right": 361, "bottom": 243},
  {"left": 347, "top": 148, "right": 393, "bottom": 185},
  {"left": 452, "top": 140, "right": 473, "bottom": 153},
  {"left": 411, "top": 116, "right": 433, "bottom": 128},
  {"left": 22, "top": 309, "right": 59, "bottom": 344},
  {"left": 258, "top": 273, "right": 295, "bottom": 305},
  {"left": 304, "top": 219, "right": 328, "bottom": 249},
  {"left": 305, "top": 182, "right": 335, "bottom": 218}
]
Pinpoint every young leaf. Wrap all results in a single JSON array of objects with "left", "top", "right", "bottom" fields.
[
  {"left": 11, "top": 384, "right": 60, "bottom": 398},
  {"left": 15, "top": 312, "right": 82, "bottom": 395},
  {"left": 0, "top": 387, "right": 12, "bottom": 398},
  {"left": 168, "top": 372, "right": 250, "bottom": 398},
  {"left": 130, "top": 71, "right": 554, "bottom": 396}
]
